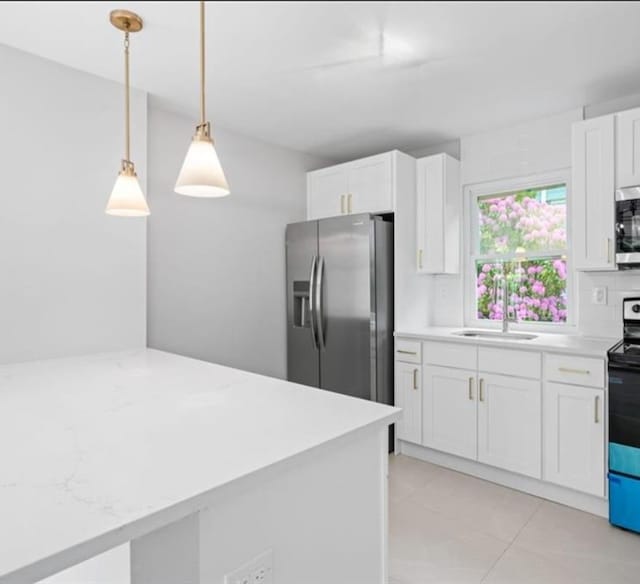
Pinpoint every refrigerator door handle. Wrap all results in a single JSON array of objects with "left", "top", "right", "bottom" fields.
[
  {"left": 316, "top": 256, "right": 326, "bottom": 350},
  {"left": 309, "top": 255, "right": 319, "bottom": 349}
]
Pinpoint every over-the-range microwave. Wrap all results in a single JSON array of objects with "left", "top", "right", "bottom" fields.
[{"left": 616, "top": 186, "right": 640, "bottom": 269}]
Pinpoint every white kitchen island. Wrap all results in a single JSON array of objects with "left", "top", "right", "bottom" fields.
[{"left": 0, "top": 349, "right": 399, "bottom": 584}]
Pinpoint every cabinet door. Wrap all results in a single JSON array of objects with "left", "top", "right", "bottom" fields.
[
  {"left": 423, "top": 365, "right": 477, "bottom": 460},
  {"left": 347, "top": 153, "right": 393, "bottom": 215},
  {"left": 616, "top": 107, "right": 640, "bottom": 189},
  {"left": 395, "top": 362, "right": 422, "bottom": 444},
  {"left": 543, "top": 382, "right": 605, "bottom": 496},
  {"left": 477, "top": 373, "right": 541, "bottom": 478},
  {"left": 571, "top": 116, "right": 616, "bottom": 270},
  {"left": 416, "top": 154, "right": 460, "bottom": 274},
  {"left": 416, "top": 155, "right": 444, "bottom": 273},
  {"left": 307, "top": 166, "right": 348, "bottom": 220}
]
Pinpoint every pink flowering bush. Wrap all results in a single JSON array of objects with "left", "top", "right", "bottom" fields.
[
  {"left": 476, "top": 259, "right": 568, "bottom": 323},
  {"left": 476, "top": 187, "right": 568, "bottom": 324},
  {"left": 479, "top": 189, "right": 566, "bottom": 254}
]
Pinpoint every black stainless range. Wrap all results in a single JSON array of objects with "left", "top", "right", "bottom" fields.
[{"left": 607, "top": 297, "right": 640, "bottom": 532}]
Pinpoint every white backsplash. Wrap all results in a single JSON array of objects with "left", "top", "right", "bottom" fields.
[
  {"left": 428, "top": 269, "right": 639, "bottom": 340},
  {"left": 430, "top": 274, "right": 465, "bottom": 327},
  {"left": 577, "top": 270, "right": 640, "bottom": 339}
]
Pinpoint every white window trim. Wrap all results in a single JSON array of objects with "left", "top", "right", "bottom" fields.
[{"left": 463, "top": 169, "right": 575, "bottom": 333}]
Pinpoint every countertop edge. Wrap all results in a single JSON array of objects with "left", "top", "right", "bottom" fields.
[
  {"left": 394, "top": 329, "right": 616, "bottom": 358},
  {"left": 1, "top": 411, "right": 399, "bottom": 584}
]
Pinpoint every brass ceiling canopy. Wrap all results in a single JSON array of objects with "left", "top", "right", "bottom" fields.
[{"left": 109, "top": 9, "right": 143, "bottom": 33}]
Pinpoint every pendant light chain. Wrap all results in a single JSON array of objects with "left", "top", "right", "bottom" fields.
[
  {"left": 124, "top": 28, "right": 131, "bottom": 165},
  {"left": 200, "top": 0, "right": 206, "bottom": 127}
]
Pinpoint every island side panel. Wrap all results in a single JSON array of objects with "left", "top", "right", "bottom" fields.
[
  {"left": 199, "top": 427, "right": 388, "bottom": 584},
  {"left": 130, "top": 514, "right": 200, "bottom": 584}
]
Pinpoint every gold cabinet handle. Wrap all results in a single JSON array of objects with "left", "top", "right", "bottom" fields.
[
  {"left": 413, "top": 368, "right": 419, "bottom": 390},
  {"left": 607, "top": 237, "right": 613, "bottom": 263},
  {"left": 479, "top": 378, "right": 484, "bottom": 402},
  {"left": 558, "top": 367, "right": 590, "bottom": 375},
  {"left": 397, "top": 349, "right": 417, "bottom": 355},
  {"left": 347, "top": 193, "right": 353, "bottom": 213},
  {"left": 340, "top": 194, "right": 345, "bottom": 214},
  {"left": 468, "top": 377, "right": 474, "bottom": 400},
  {"left": 595, "top": 395, "right": 600, "bottom": 424},
  {"left": 418, "top": 249, "right": 423, "bottom": 270}
]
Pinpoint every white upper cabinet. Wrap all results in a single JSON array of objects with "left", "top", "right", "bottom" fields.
[
  {"left": 416, "top": 154, "right": 461, "bottom": 274},
  {"left": 347, "top": 154, "right": 393, "bottom": 214},
  {"left": 543, "top": 382, "right": 605, "bottom": 497},
  {"left": 616, "top": 107, "right": 640, "bottom": 188},
  {"left": 307, "top": 166, "right": 348, "bottom": 220},
  {"left": 571, "top": 115, "right": 616, "bottom": 271},
  {"left": 306, "top": 152, "right": 396, "bottom": 220}
]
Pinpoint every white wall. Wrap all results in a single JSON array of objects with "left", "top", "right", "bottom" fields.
[
  {"left": 426, "top": 109, "right": 589, "bottom": 328},
  {"left": 409, "top": 139, "right": 460, "bottom": 161},
  {"left": 146, "top": 105, "right": 329, "bottom": 378},
  {"left": 0, "top": 44, "right": 147, "bottom": 364},
  {"left": 460, "top": 109, "right": 581, "bottom": 186},
  {"left": 585, "top": 92, "right": 640, "bottom": 119},
  {"left": 421, "top": 106, "right": 640, "bottom": 337}
]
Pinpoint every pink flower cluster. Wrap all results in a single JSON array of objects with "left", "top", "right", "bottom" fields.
[
  {"left": 476, "top": 259, "right": 568, "bottom": 323},
  {"left": 479, "top": 193, "right": 566, "bottom": 254}
]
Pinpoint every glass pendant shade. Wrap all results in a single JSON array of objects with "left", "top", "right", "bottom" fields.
[
  {"left": 105, "top": 165, "right": 150, "bottom": 217},
  {"left": 175, "top": 1, "right": 230, "bottom": 198},
  {"left": 175, "top": 133, "right": 230, "bottom": 198}
]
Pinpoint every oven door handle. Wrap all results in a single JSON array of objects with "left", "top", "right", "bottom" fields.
[{"left": 608, "top": 361, "right": 640, "bottom": 373}]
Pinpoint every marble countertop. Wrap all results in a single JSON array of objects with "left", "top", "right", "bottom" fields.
[
  {"left": 395, "top": 326, "right": 618, "bottom": 358},
  {"left": 0, "top": 349, "right": 399, "bottom": 582}
]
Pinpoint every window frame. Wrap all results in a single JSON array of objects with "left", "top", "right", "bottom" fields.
[{"left": 463, "top": 170, "right": 575, "bottom": 332}]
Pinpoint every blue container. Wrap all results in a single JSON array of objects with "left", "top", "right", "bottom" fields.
[{"left": 609, "top": 472, "right": 640, "bottom": 533}]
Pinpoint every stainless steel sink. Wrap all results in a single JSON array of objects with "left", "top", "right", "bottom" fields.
[{"left": 452, "top": 330, "right": 538, "bottom": 341}]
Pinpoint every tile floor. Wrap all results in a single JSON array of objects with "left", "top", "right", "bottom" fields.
[{"left": 388, "top": 454, "right": 640, "bottom": 584}]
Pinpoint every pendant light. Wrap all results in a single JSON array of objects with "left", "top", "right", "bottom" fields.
[
  {"left": 106, "top": 10, "right": 150, "bottom": 217},
  {"left": 174, "top": 0, "right": 230, "bottom": 197}
]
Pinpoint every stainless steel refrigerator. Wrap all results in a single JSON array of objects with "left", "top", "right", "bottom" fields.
[{"left": 286, "top": 213, "right": 393, "bottom": 408}]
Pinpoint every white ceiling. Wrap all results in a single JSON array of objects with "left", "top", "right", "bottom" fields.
[{"left": 1, "top": 1, "right": 640, "bottom": 160}]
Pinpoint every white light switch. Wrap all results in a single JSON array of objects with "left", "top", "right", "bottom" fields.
[{"left": 591, "top": 286, "right": 608, "bottom": 305}]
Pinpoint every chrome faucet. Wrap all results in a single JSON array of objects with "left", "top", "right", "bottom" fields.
[{"left": 501, "top": 271, "right": 516, "bottom": 333}]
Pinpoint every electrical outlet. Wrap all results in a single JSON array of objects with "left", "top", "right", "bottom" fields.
[
  {"left": 591, "top": 286, "right": 608, "bottom": 305},
  {"left": 224, "top": 550, "right": 273, "bottom": 584}
]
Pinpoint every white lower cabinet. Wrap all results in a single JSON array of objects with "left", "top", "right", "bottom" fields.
[
  {"left": 395, "top": 362, "right": 422, "bottom": 445},
  {"left": 396, "top": 338, "right": 607, "bottom": 499},
  {"left": 477, "top": 373, "right": 542, "bottom": 479},
  {"left": 423, "top": 365, "right": 477, "bottom": 460},
  {"left": 543, "top": 382, "right": 605, "bottom": 497}
]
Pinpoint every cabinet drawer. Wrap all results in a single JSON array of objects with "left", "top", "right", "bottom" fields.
[
  {"left": 545, "top": 354, "right": 605, "bottom": 388},
  {"left": 478, "top": 347, "right": 541, "bottom": 379},
  {"left": 423, "top": 341, "right": 477, "bottom": 370},
  {"left": 395, "top": 339, "right": 422, "bottom": 364}
]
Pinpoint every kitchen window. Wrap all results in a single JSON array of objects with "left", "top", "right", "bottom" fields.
[{"left": 467, "top": 174, "right": 570, "bottom": 327}]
